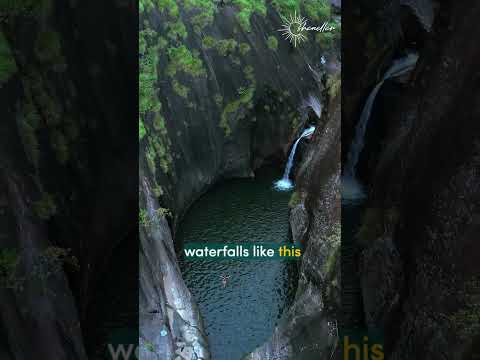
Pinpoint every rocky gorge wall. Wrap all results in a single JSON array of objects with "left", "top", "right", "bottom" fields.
[
  {"left": 1, "top": 0, "right": 137, "bottom": 357},
  {"left": 139, "top": 1, "right": 341, "bottom": 358},
  {"left": 139, "top": 0, "right": 340, "bottom": 224},
  {"left": 246, "top": 60, "right": 341, "bottom": 360},
  {"left": 346, "top": 1, "right": 480, "bottom": 359}
]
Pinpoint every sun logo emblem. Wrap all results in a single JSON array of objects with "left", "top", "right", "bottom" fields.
[{"left": 278, "top": 11, "right": 308, "bottom": 47}]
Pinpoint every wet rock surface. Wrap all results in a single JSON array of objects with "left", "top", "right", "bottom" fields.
[
  {"left": 139, "top": 176, "right": 210, "bottom": 360},
  {"left": 349, "top": 1, "right": 480, "bottom": 358},
  {"left": 245, "top": 63, "right": 341, "bottom": 360},
  {"left": 1, "top": 1, "right": 137, "bottom": 357}
]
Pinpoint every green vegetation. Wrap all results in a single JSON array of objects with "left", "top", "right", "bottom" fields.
[
  {"left": 139, "top": 119, "right": 147, "bottom": 140},
  {"left": 302, "top": 0, "right": 330, "bottom": 22},
  {"left": 202, "top": 36, "right": 240, "bottom": 57},
  {"left": 139, "top": 208, "right": 149, "bottom": 226},
  {"left": 172, "top": 79, "right": 189, "bottom": 98},
  {"left": 271, "top": 0, "right": 299, "bottom": 18},
  {"left": 165, "top": 45, "right": 206, "bottom": 77},
  {"left": 184, "top": 0, "right": 216, "bottom": 33},
  {"left": 215, "top": 38, "right": 238, "bottom": 56},
  {"left": 1, "top": 246, "right": 78, "bottom": 293},
  {"left": 202, "top": 35, "right": 216, "bottom": 49},
  {"left": 0, "top": 32, "right": 16, "bottom": 87},
  {"left": 139, "top": 43, "right": 160, "bottom": 119},
  {"left": 232, "top": 0, "right": 267, "bottom": 31},
  {"left": 326, "top": 72, "right": 341, "bottom": 99},
  {"left": 33, "top": 192, "right": 57, "bottom": 220},
  {"left": 288, "top": 191, "right": 301, "bottom": 208},
  {"left": 239, "top": 42, "right": 251, "bottom": 56},
  {"left": 0, "top": 248, "right": 20, "bottom": 290},
  {"left": 270, "top": 0, "right": 331, "bottom": 21},
  {"left": 267, "top": 35, "right": 278, "bottom": 51},
  {"left": 166, "top": 19, "right": 188, "bottom": 41},
  {"left": 17, "top": 99, "right": 41, "bottom": 168},
  {"left": 157, "top": 0, "right": 180, "bottom": 17},
  {"left": 220, "top": 85, "right": 255, "bottom": 136},
  {"left": 139, "top": 207, "right": 171, "bottom": 227},
  {"left": 32, "top": 246, "right": 79, "bottom": 294},
  {"left": 35, "top": 30, "right": 63, "bottom": 64}
]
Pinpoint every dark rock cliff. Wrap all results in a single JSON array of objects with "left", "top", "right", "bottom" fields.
[
  {"left": 345, "top": 1, "right": 480, "bottom": 359},
  {"left": 1, "top": 0, "right": 137, "bottom": 358},
  {"left": 140, "top": 1, "right": 340, "bottom": 357},
  {"left": 246, "top": 59, "right": 341, "bottom": 359},
  {"left": 140, "top": 0, "right": 339, "bottom": 225},
  {"left": 139, "top": 174, "right": 210, "bottom": 360}
]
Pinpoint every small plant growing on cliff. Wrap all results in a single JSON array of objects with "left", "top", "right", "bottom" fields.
[
  {"left": 267, "top": 35, "right": 278, "bottom": 51},
  {"left": 233, "top": 0, "right": 267, "bottom": 32},
  {"left": 172, "top": 79, "right": 189, "bottom": 99},
  {"left": 288, "top": 191, "right": 301, "bottom": 208},
  {"left": 239, "top": 42, "right": 251, "bottom": 56},
  {"left": 32, "top": 246, "right": 79, "bottom": 294},
  {"left": 139, "top": 119, "right": 147, "bottom": 140},
  {"left": 139, "top": 208, "right": 150, "bottom": 227}
]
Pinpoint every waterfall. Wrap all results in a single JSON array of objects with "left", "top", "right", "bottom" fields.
[
  {"left": 275, "top": 126, "right": 316, "bottom": 191},
  {"left": 342, "top": 53, "right": 418, "bottom": 202}
]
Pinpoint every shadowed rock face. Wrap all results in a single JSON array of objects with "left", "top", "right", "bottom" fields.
[
  {"left": 1, "top": 0, "right": 137, "bottom": 357},
  {"left": 139, "top": 176, "right": 210, "bottom": 360},
  {"left": 0, "top": 175, "right": 87, "bottom": 360},
  {"left": 245, "top": 62, "right": 341, "bottom": 360},
  {"left": 351, "top": 1, "right": 480, "bottom": 359}
]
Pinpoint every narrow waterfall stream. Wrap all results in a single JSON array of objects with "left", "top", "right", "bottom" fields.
[
  {"left": 342, "top": 53, "right": 418, "bottom": 202},
  {"left": 178, "top": 167, "right": 297, "bottom": 360},
  {"left": 341, "top": 54, "right": 419, "bottom": 331},
  {"left": 275, "top": 126, "right": 316, "bottom": 191}
]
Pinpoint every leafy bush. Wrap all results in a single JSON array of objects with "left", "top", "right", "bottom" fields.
[
  {"left": 302, "top": 0, "right": 330, "bottom": 22},
  {"left": 288, "top": 191, "right": 301, "bottom": 208},
  {"left": 271, "top": 0, "right": 299, "bottom": 18},
  {"left": 239, "top": 42, "right": 251, "bottom": 56},
  {"left": 166, "top": 45, "right": 206, "bottom": 77},
  {"left": 156, "top": 0, "right": 180, "bottom": 17},
  {"left": 172, "top": 79, "right": 189, "bottom": 98},
  {"left": 267, "top": 35, "right": 278, "bottom": 51},
  {"left": 139, "top": 119, "right": 147, "bottom": 140},
  {"left": 232, "top": 0, "right": 267, "bottom": 32}
]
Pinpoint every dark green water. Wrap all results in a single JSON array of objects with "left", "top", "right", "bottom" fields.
[{"left": 178, "top": 167, "right": 298, "bottom": 360}]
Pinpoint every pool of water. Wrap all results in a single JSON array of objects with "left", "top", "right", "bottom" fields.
[{"left": 177, "top": 167, "right": 298, "bottom": 360}]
